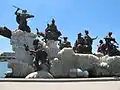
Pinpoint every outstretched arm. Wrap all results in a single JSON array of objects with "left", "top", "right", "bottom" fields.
[
  {"left": 92, "top": 36, "right": 98, "bottom": 40},
  {"left": 113, "top": 38, "right": 119, "bottom": 45},
  {"left": 24, "top": 14, "right": 34, "bottom": 19}
]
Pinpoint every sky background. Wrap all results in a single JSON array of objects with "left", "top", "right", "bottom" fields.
[{"left": 0, "top": 0, "right": 120, "bottom": 53}]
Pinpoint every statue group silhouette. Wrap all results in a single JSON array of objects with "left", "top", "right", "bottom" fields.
[
  {"left": 0, "top": 7, "right": 119, "bottom": 56},
  {"left": 0, "top": 7, "right": 120, "bottom": 71}
]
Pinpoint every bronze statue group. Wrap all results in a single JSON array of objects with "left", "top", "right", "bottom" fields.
[
  {"left": 0, "top": 8, "right": 120, "bottom": 72},
  {"left": 14, "top": 8, "right": 120, "bottom": 71}
]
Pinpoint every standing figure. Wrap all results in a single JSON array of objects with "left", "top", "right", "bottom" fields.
[
  {"left": 83, "top": 30, "right": 98, "bottom": 54},
  {"left": 15, "top": 8, "right": 34, "bottom": 32},
  {"left": 59, "top": 37, "right": 71, "bottom": 50}
]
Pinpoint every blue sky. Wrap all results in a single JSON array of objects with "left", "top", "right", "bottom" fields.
[{"left": 0, "top": 0, "right": 120, "bottom": 53}]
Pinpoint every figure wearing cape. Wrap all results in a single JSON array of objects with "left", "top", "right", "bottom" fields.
[{"left": 15, "top": 7, "right": 34, "bottom": 32}]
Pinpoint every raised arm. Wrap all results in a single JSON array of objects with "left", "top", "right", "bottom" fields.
[{"left": 15, "top": 8, "right": 20, "bottom": 15}]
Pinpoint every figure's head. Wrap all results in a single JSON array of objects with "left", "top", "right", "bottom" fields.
[
  {"left": 78, "top": 33, "right": 82, "bottom": 37},
  {"left": 22, "top": 9, "right": 27, "bottom": 13},
  {"left": 47, "top": 23, "right": 49, "bottom": 27},
  {"left": 85, "top": 30, "right": 89, "bottom": 34},
  {"left": 63, "top": 37, "right": 68, "bottom": 41},
  {"left": 108, "top": 32, "right": 112, "bottom": 36},
  {"left": 99, "top": 40, "right": 103, "bottom": 44},
  {"left": 52, "top": 18, "right": 55, "bottom": 24}
]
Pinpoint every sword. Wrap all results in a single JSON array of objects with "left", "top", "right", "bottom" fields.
[
  {"left": 12, "top": 5, "right": 23, "bottom": 11},
  {"left": 13, "top": 5, "right": 31, "bottom": 14}
]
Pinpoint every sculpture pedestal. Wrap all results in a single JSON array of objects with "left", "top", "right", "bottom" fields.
[
  {"left": 8, "top": 30, "right": 36, "bottom": 77},
  {"left": 45, "top": 40, "right": 60, "bottom": 60}
]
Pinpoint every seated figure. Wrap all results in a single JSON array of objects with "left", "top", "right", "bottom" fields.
[
  {"left": 97, "top": 40, "right": 106, "bottom": 55},
  {"left": 59, "top": 37, "right": 72, "bottom": 50},
  {"left": 36, "top": 18, "right": 62, "bottom": 42},
  {"left": 73, "top": 33, "right": 85, "bottom": 53},
  {"left": 44, "top": 18, "right": 62, "bottom": 41}
]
